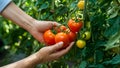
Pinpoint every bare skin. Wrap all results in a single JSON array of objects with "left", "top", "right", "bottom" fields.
[{"left": 0, "top": 2, "right": 74, "bottom": 68}]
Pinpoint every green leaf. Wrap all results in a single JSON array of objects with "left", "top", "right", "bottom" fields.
[
  {"left": 103, "top": 55, "right": 120, "bottom": 65},
  {"left": 79, "top": 61, "right": 87, "bottom": 68},
  {"left": 96, "top": 50, "right": 104, "bottom": 63},
  {"left": 69, "top": 1, "right": 77, "bottom": 11},
  {"left": 38, "top": 3, "right": 49, "bottom": 11},
  {"left": 104, "top": 16, "right": 120, "bottom": 38}
]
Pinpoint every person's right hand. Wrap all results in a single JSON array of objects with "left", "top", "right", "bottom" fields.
[
  {"left": 28, "top": 20, "right": 60, "bottom": 43},
  {"left": 33, "top": 42, "right": 74, "bottom": 64}
]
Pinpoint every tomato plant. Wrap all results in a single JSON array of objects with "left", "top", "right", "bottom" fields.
[
  {"left": 43, "top": 30, "right": 55, "bottom": 45},
  {"left": 55, "top": 32, "right": 69, "bottom": 48},
  {"left": 68, "top": 19, "right": 83, "bottom": 33}
]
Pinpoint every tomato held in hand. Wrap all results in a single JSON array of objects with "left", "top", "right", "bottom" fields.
[
  {"left": 55, "top": 25, "right": 67, "bottom": 33},
  {"left": 67, "top": 31, "right": 77, "bottom": 42},
  {"left": 55, "top": 32, "right": 69, "bottom": 48},
  {"left": 68, "top": 19, "right": 83, "bottom": 33},
  {"left": 43, "top": 30, "right": 55, "bottom": 45},
  {"left": 76, "top": 40, "right": 86, "bottom": 48}
]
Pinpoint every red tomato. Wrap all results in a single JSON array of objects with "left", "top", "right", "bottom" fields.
[
  {"left": 68, "top": 19, "right": 83, "bottom": 33},
  {"left": 67, "top": 31, "right": 77, "bottom": 42},
  {"left": 43, "top": 30, "right": 55, "bottom": 45},
  {"left": 55, "top": 32, "right": 69, "bottom": 48},
  {"left": 60, "top": 25, "right": 67, "bottom": 31},
  {"left": 55, "top": 25, "right": 67, "bottom": 33}
]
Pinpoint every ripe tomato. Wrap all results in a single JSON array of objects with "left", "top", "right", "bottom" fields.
[
  {"left": 68, "top": 19, "right": 83, "bottom": 33},
  {"left": 77, "top": 0, "right": 84, "bottom": 10},
  {"left": 43, "top": 30, "right": 55, "bottom": 45},
  {"left": 82, "top": 31, "right": 91, "bottom": 40},
  {"left": 55, "top": 32, "right": 69, "bottom": 48},
  {"left": 76, "top": 40, "right": 86, "bottom": 48},
  {"left": 60, "top": 25, "right": 67, "bottom": 31},
  {"left": 54, "top": 25, "right": 67, "bottom": 33},
  {"left": 67, "top": 31, "right": 77, "bottom": 42}
]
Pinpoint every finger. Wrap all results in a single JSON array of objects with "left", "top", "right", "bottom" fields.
[
  {"left": 52, "top": 22, "right": 61, "bottom": 27},
  {"left": 48, "top": 42, "right": 63, "bottom": 53},
  {"left": 48, "top": 21, "right": 61, "bottom": 29},
  {"left": 50, "top": 42, "right": 74, "bottom": 58}
]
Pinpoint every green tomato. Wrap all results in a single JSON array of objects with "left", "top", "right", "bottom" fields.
[{"left": 82, "top": 31, "right": 91, "bottom": 40}]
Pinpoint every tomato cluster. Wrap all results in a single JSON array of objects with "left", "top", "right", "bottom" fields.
[
  {"left": 43, "top": 19, "right": 83, "bottom": 49},
  {"left": 74, "top": 0, "right": 92, "bottom": 49}
]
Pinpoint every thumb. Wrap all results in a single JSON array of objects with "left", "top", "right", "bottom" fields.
[{"left": 50, "top": 42, "right": 63, "bottom": 52}]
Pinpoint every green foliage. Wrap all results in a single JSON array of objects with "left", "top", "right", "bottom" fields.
[{"left": 0, "top": 0, "right": 120, "bottom": 68}]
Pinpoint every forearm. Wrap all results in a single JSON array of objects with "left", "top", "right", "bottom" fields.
[
  {"left": 1, "top": 53, "right": 40, "bottom": 68},
  {"left": 1, "top": 2, "right": 35, "bottom": 32}
]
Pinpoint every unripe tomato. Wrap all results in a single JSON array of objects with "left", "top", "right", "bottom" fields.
[
  {"left": 82, "top": 31, "right": 91, "bottom": 40},
  {"left": 68, "top": 19, "right": 83, "bottom": 33},
  {"left": 76, "top": 40, "right": 86, "bottom": 48},
  {"left": 43, "top": 30, "right": 55, "bottom": 45},
  {"left": 77, "top": 0, "right": 84, "bottom": 10},
  {"left": 55, "top": 32, "right": 69, "bottom": 48}
]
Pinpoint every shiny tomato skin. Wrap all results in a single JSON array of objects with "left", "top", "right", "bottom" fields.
[
  {"left": 68, "top": 19, "right": 83, "bottom": 33},
  {"left": 43, "top": 30, "right": 55, "bottom": 45},
  {"left": 67, "top": 31, "right": 77, "bottom": 42},
  {"left": 55, "top": 32, "right": 69, "bottom": 48}
]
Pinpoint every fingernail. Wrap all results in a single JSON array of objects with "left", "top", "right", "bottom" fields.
[
  {"left": 71, "top": 42, "right": 75, "bottom": 45},
  {"left": 58, "top": 42, "right": 63, "bottom": 46}
]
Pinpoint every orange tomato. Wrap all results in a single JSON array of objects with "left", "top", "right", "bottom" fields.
[
  {"left": 55, "top": 32, "right": 69, "bottom": 48},
  {"left": 43, "top": 30, "right": 55, "bottom": 45},
  {"left": 68, "top": 19, "right": 83, "bottom": 33}
]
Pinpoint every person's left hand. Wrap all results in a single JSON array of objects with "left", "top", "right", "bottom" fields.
[{"left": 28, "top": 20, "right": 60, "bottom": 43}]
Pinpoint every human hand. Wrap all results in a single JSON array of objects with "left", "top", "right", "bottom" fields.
[
  {"left": 34, "top": 42, "right": 74, "bottom": 63},
  {"left": 28, "top": 20, "right": 61, "bottom": 43}
]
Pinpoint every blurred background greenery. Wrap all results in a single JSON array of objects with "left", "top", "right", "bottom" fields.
[{"left": 0, "top": 0, "right": 120, "bottom": 68}]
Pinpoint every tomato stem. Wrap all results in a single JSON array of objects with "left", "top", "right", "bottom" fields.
[{"left": 66, "top": 7, "right": 77, "bottom": 23}]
